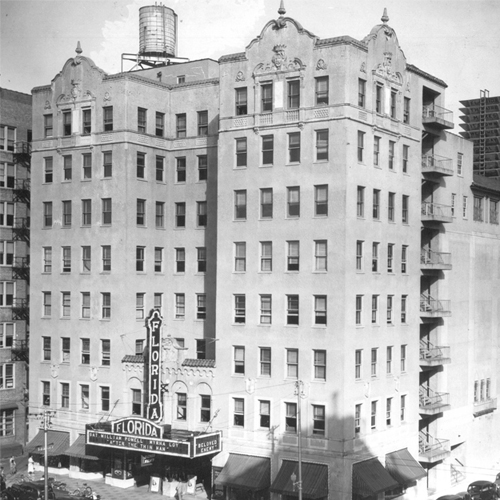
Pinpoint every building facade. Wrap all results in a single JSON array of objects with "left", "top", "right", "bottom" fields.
[{"left": 28, "top": 4, "right": 500, "bottom": 499}]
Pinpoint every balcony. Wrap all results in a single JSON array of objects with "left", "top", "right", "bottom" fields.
[
  {"left": 421, "top": 249, "right": 452, "bottom": 271},
  {"left": 420, "top": 342, "right": 451, "bottom": 367},
  {"left": 419, "top": 387, "right": 451, "bottom": 415},
  {"left": 422, "top": 104, "right": 454, "bottom": 130},
  {"left": 420, "top": 294, "right": 451, "bottom": 319},
  {"left": 473, "top": 398, "right": 497, "bottom": 417},
  {"left": 422, "top": 154, "right": 454, "bottom": 176},
  {"left": 421, "top": 202, "right": 453, "bottom": 223},
  {"left": 11, "top": 339, "right": 29, "bottom": 363},
  {"left": 419, "top": 431, "right": 450, "bottom": 463}
]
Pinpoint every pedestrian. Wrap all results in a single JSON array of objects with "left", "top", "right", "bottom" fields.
[
  {"left": 28, "top": 455, "right": 34, "bottom": 478},
  {"left": 9, "top": 456, "right": 16, "bottom": 476}
]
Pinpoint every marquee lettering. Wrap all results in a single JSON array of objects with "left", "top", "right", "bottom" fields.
[{"left": 146, "top": 309, "right": 163, "bottom": 422}]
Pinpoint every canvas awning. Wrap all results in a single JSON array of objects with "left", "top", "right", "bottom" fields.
[
  {"left": 352, "top": 458, "right": 399, "bottom": 498},
  {"left": 0, "top": 442, "right": 23, "bottom": 459},
  {"left": 215, "top": 454, "right": 270, "bottom": 491},
  {"left": 26, "top": 430, "right": 69, "bottom": 456},
  {"left": 270, "top": 460, "right": 328, "bottom": 499},
  {"left": 64, "top": 434, "right": 102, "bottom": 461},
  {"left": 385, "top": 448, "right": 426, "bottom": 484}
]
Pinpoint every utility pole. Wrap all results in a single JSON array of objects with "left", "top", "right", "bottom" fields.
[
  {"left": 30, "top": 410, "right": 55, "bottom": 500},
  {"left": 295, "top": 380, "right": 304, "bottom": 500}
]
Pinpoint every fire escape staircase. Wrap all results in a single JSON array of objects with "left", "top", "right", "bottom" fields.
[{"left": 10, "top": 339, "right": 29, "bottom": 363}]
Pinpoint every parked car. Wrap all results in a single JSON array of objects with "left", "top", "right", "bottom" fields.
[
  {"left": 437, "top": 495, "right": 468, "bottom": 500},
  {"left": 467, "top": 480, "right": 499, "bottom": 500}
]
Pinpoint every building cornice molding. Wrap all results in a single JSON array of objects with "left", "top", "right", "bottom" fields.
[{"left": 406, "top": 64, "right": 447, "bottom": 88}]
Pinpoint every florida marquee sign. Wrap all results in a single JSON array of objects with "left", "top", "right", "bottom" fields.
[{"left": 146, "top": 309, "right": 163, "bottom": 422}]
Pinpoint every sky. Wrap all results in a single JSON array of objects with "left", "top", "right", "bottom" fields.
[{"left": 1, "top": 0, "right": 500, "bottom": 131}]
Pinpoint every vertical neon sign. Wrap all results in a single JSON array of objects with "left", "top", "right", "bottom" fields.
[{"left": 146, "top": 309, "right": 163, "bottom": 422}]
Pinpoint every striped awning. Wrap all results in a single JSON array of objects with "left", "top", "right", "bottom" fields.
[
  {"left": 270, "top": 460, "right": 328, "bottom": 499},
  {"left": 65, "top": 434, "right": 102, "bottom": 461},
  {"left": 352, "top": 458, "right": 399, "bottom": 498},
  {"left": 385, "top": 449, "right": 426, "bottom": 484},
  {"left": 215, "top": 454, "right": 270, "bottom": 491},
  {"left": 26, "top": 430, "right": 69, "bottom": 456}
]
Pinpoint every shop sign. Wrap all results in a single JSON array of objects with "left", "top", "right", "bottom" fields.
[
  {"left": 141, "top": 454, "right": 155, "bottom": 467},
  {"left": 146, "top": 309, "right": 163, "bottom": 423},
  {"left": 112, "top": 417, "right": 163, "bottom": 438},
  {"left": 193, "top": 432, "right": 222, "bottom": 457}
]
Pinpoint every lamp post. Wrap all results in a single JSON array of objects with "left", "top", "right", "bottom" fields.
[{"left": 292, "top": 380, "right": 304, "bottom": 500}]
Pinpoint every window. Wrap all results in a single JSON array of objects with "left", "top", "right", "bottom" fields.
[
  {"left": 101, "top": 293, "right": 111, "bottom": 318},
  {"left": 234, "top": 295, "right": 246, "bottom": 324},
  {"left": 451, "top": 193, "right": 456, "bottom": 217},
  {"left": 0, "top": 241, "right": 14, "bottom": 266},
  {"left": 261, "top": 83, "right": 273, "bottom": 112},
  {"left": 81, "top": 338, "right": 90, "bottom": 364},
  {"left": 287, "top": 187, "right": 300, "bottom": 217},
  {"left": 176, "top": 157, "right": 186, "bottom": 183},
  {"left": 102, "top": 246, "right": 111, "bottom": 272},
  {"left": 236, "top": 138, "right": 247, "bottom": 167},
  {"left": 234, "top": 242, "right": 246, "bottom": 272},
  {"left": 387, "top": 295, "right": 393, "bottom": 324},
  {"left": 42, "top": 381, "right": 51, "bottom": 406},
  {"left": 315, "top": 240, "right": 327, "bottom": 271},
  {"left": 315, "top": 76, "right": 329, "bottom": 105},
  {"left": 80, "top": 384, "right": 90, "bottom": 410},
  {"left": 175, "top": 202, "right": 186, "bottom": 228},
  {"left": 356, "top": 241, "right": 363, "bottom": 271},
  {"left": 62, "top": 246, "right": 71, "bottom": 273},
  {"left": 388, "top": 192, "right": 395, "bottom": 221},
  {"left": 43, "top": 292, "right": 52, "bottom": 317},
  {"left": 0, "top": 202, "right": 13, "bottom": 228},
  {"left": 234, "top": 190, "right": 247, "bottom": 220},
  {"left": 0, "top": 364, "right": 14, "bottom": 389},
  {"left": 260, "top": 348, "right": 271, "bottom": 376},
  {"left": 316, "top": 129, "right": 328, "bottom": 161},
  {"left": 176, "top": 113, "right": 186, "bottom": 138},
  {"left": 370, "top": 401, "right": 377, "bottom": 429},
  {"left": 315, "top": 185, "right": 328, "bottom": 216},
  {"left": 401, "top": 345, "right": 407, "bottom": 372},
  {"left": 312, "top": 405, "right": 326, "bottom": 436},
  {"left": 358, "top": 79, "right": 366, "bottom": 107},
  {"left": 137, "top": 199, "right": 146, "bottom": 226},
  {"left": 375, "top": 84, "right": 383, "bottom": 114},
  {"left": 356, "top": 295, "right": 363, "bottom": 325},
  {"left": 102, "top": 198, "right": 112, "bottom": 225},
  {"left": 235, "top": 88, "right": 248, "bottom": 115},
  {"left": 103, "top": 106, "right": 113, "bottom": 131},
  {"left": 82, "top": 199, "right": 92, "bottom": 226},
  {"left": 44, "top": 157, "right": 53, "bottom": 183},
  {"left": 177, "top": 393, "right": 187, "bottom": 420},
  {"left": 62, "top": 200, "right": 72, "bottom": 227},
  {"left": 59, "top": 338, "right": 70, "bottom": 364},
  {"left": 197, "top": 247, "right": 206, "bottom": 273},
  {"left": 387, "top": 346, "right": 393, "bottom": 374},
  {"left": 154, "top": 293, "right": 163, "bottom": 313},
  {"left": 262, "top": 135, "right": 274, "bottom": 165},
  {"left": 288, "top": 132, "right": 300, "bottom": 163},
  {"left": 285, "top": 402, "right": 297, "bottom": 432},
  {"left": 196, "top": 339, "right": 206, "bottom": 360},
  {"left": 61, "top": 383, "right": 70, "bottom": 409},
  {"left": 355, "top": 404, "right": 362, "bottom": 434},
  {"left": 197, "top": 201, "right": 207, "bottom": 227},
  {"left": 388, "top": 141, "right": 395, "bottom": 170},
  {"left": 473, "top": 196, "right": 484, "bottom": 222},
  {"left": 234, "top": 398, "right": 245, "bottom": 426},
  {"left": 401, "top": 246, "right": 408, "bottom": 273},
  {"left": 63, "top": 155, "right": 72, "bottom": 181},
  {"left": 82, "top": 246, "right": 91, "bottom": 272},
  {"left": 490, "top": 199, "right": 499, "bottom": 224},
  {"left": 373, "top": 136, "right": 380, "bottom": 166},
  {"left": 138, "top": 107, "right": 147, "bottom": 133},
  {"left": 260, "top": 188, "right": 273, "bottom": 219},
  {"left": 0, "top": 323, "right": 14, "bottom": 349},
  {"left": 286, "top": 348, "right": 298, "bottom": 378},
  {"left": 371, "top": 295, "right": 379, "bottom": 324},
  {"left": 234, "top": 346, "right": 245, "bottom": 374},
  {"left": 287, "top": 241, "right": 299, "bottom": 271},
  {"left": 403, "top": 97, "right": 410, "bottom": 124},
  {"left": 0, "top": 282, "right": 13, "bottom": 307},
  {"left": 132, "top": 389, "right": 142, "bottom": 415},
  {"left": 372, "top": 189, "right": 380, "bottom": 220},
  {"left": 198, "top": 155, "right": 207, "bottom": 181},
  {"left": 175, "top": 293, "right": 185, "bottom": 319},
  {"left": 196, "top": 294, "right": 206, "bottom": 320},
  {"left": 136, "top": 246, "right": 145, "bottom": 272},
  {"left": 156, "top": 156, "right": 164, "bottom": 182},
  {"left": 357, "top": 186, "right": 365, "bottom": 217},
  {"left": 82, "top": 109, "right": 91, "bottom": 135},
  {"left": 355, "top": 350, "right": 362, "bottom": 379},
  {"left": 81, "top": 292, "right": 90, "bottom": 318},
  {"left": 155, "top": 202, "right": 164, "bottom": 228},
  {"left": 260, "top": 295, "right": 272, "bottom": 324},
  {"left": 177, "top": 75, "right": 185, "bottom": 84},
  {"left": 402, "top": 195, "right": 409, "bottom": 223},
  {"left": 259, "top": 401, "right": 270, "bottom": 428},
  {"left": 260, "top": 242, "right": 272, "bottom": 271},
  {"left": 401, "top": 295, "right": 407, "bottom": 323},
  {"left": 314, "top": 350, "right": 326, "bottom": 380},
  {"left": 390, "top": 90, "right": 397, "bottom": 119},
  {"left": 103, "top": 151, "right": 112, "bottom": 178},
  {"left": 200, "top": 395, "right": 211, "bottom": 422},
  {"left": 43, "top": 337, "right": 51, "bottom": 360},
  {"left": 175, "top": 248, "right": 185, "bottom": 273},
  {"left": 136, "top": 293, "right": 145, "bottom": 319},
  {"left": 287, "top": 295, "right": 299, "bottom": 325},
  {"left": 155, "top": 112, "right": 164, "bottom": 137},
  {"left": 314, "top": 296, "right": 327, "bottom": 325},
  {"left": 457, "top": 152, "right": 463, "bottom": 175},
  {"left": 154, "top": 247, "right": 163, "bottom": 273},
  {"left": 44, "top": 114, "right": 53, "bottom": 137},
  {"left": 197, "top": 111, "right": 208, "bottom": 136},
  {"left": 402, "top": 145, "right": 409, "bottom": 173},
  {"left": 357, "top": 131, "right": 364, "bottom": 162},
  {"left": 101, "top": 386, "right": 110, "bottom": 411},
  {"left": 136, "top": 152, "right": 146, "bottom": 179},
  {"left": 287, "top": 79, "right": 300, "bottom": 109},
  {"left": 63, "top": 110, "right": 72, "bottom": 136},
  {"left": 386, "top": 397, "right": 392, "bottom": 426},
  {"left": 400, "top": 394, "right": 407, "bottom": 421},
  {"left": 463, "top": 195, "right": 468, "bottom": 219},
  {"left": 387, "top": 244, "right": 394, "bottom": 272}
]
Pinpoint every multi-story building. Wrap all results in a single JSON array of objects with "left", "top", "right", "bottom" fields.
[
  {"left": 0, "top": 88, "right": 32, "bottom": 459},
  {"left": 28, "top": 4, "right": 500, "bottom": 499}
]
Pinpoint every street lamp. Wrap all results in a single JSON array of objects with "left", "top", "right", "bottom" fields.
[{"left": 291, "top": 472, "right": 302, "bottom": 493}]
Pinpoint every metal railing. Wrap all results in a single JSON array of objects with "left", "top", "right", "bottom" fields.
[
  {"left": 420, "top": 341, "right": 450, "bottom": 362},
  {"left": 421, "top": 202, "right": 453, "bottom": 220},
  {"left": 419, "top": 430, "right": 450, "bottom": 455},
  {"left": 422, "top": 104, "right": 454, "bottom": 124},
  {"left": 422, "top": 153, "right": 454, "bottom": 174},
  {"left": 420, "top": 294, "right": 451, "bottom": 314},
  {"left": 419, "top": 386, "right": 450, "bottom": 408},
  {"left": 421, "top": 249, "right": 452, "bottom": 267}
]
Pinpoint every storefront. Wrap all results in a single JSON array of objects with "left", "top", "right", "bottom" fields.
[
  {"left": 64, "top": 434, "right": 107, "bottom": 480},
  {"left": 26, "top": 430, "right": 70, "bottom": 475},
  {"left": 351, "top": 458, "right": 399, "bottom": 500}
]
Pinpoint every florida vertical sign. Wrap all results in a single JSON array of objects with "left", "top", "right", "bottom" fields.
[{"left": 146, "top": 309, "right": 163, "bottom": 422}]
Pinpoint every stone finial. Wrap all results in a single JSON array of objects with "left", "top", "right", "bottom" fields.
[
  {"left": 76, "top": 41, "right": 83, "bottom": 55},
  {"left": 381, "top": 8, "right": 389, "bottom": 23},
  {"left": 278, "top": 0, "right": 286, "bottom": 16}
]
